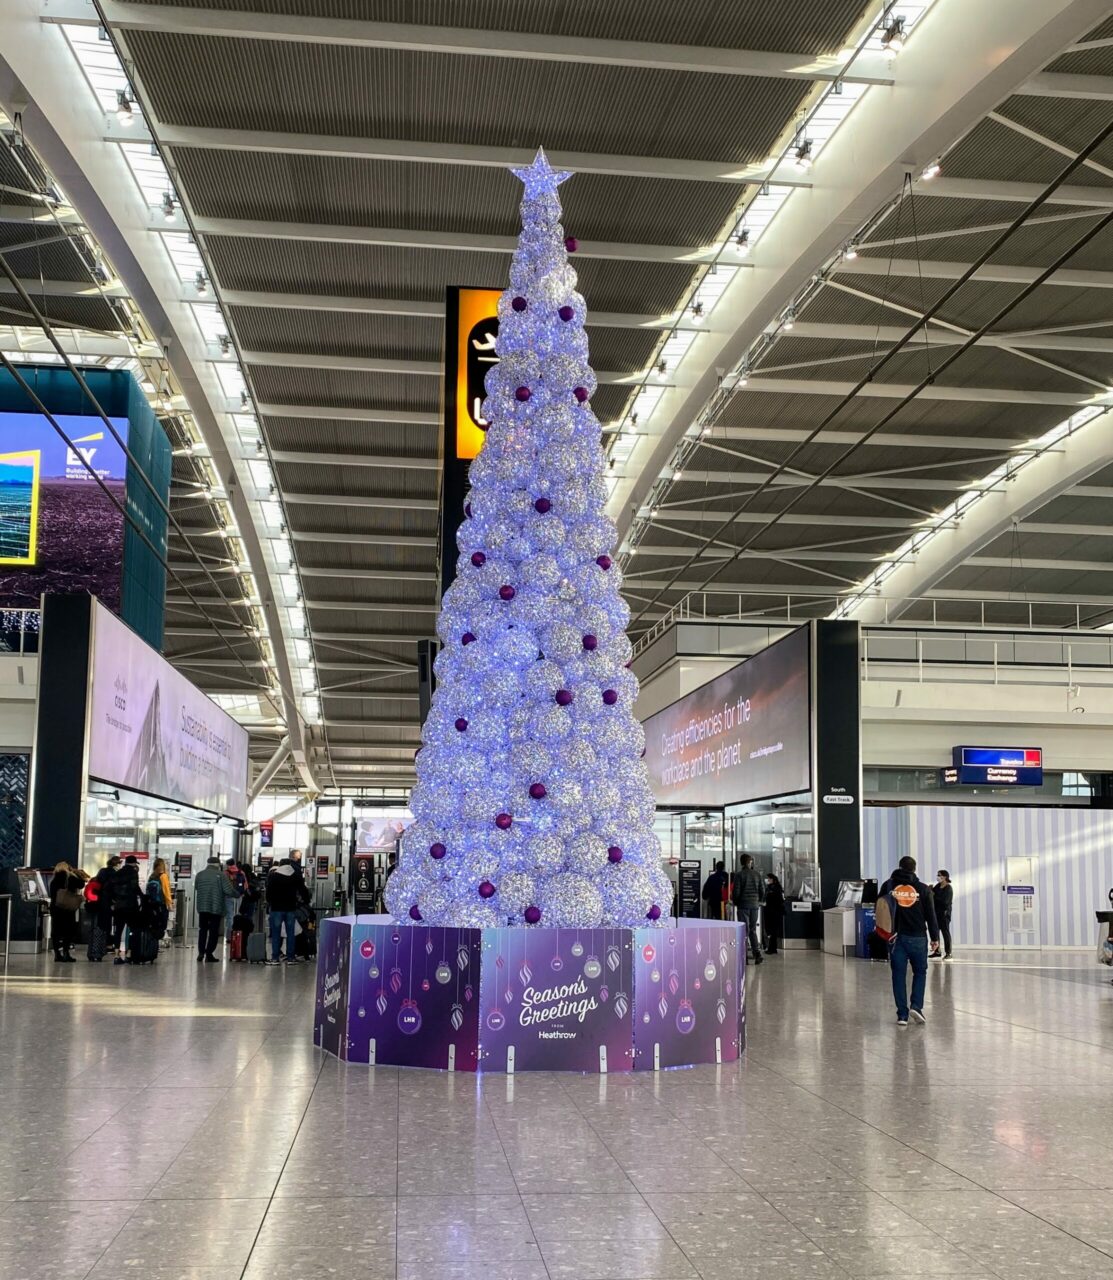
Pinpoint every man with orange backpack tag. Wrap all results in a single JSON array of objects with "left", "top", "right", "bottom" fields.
[{"left": 875, "top": 856, "right": 940, "bottom": 1028}]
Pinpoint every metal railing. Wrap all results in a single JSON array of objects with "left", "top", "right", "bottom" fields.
[{"left": 631, "top": 590, "right": 1111, "bottom": 659}]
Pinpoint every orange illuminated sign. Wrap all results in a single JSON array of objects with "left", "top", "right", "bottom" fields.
[{"left": 454, "top": 287, "right": 500, "bottom": 460}]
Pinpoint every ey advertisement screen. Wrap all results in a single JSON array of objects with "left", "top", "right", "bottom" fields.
[
  {"left": 0, "top": 412, "right": 128, "bottom": 610},
  {"left": 642, "top": 626, "right": 811, "bottom": 807},
  {"left": 88, "top": 601, "right": 250, "bottom": 819}
]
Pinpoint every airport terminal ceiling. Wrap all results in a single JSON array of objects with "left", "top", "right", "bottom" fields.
[{"left": 2, "top": 0, "right": 1113, "bottom": 792}]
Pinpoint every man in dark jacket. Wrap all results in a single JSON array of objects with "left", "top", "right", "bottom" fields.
[
  {"left": 880, "top": 856, "right": 940, "bottom": 1027},
  {"left": 731, "top": 855, "right": 765, "bottom": 965},
  {"left": 110, "top": 855, "right": 143, "bottom": 964},
  {"left": 194, "top": 855, "right": 236, "bottom": 963},
  {"left": 265, "top": 859, "right": 303, "bottom": 966},
  {"left": 701, "top": 860, "right": 728, "bottom": 921}
]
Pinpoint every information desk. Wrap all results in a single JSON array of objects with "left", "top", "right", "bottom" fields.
[{"left": 315, "top": 915, "right": 747, "bottom": 1073}]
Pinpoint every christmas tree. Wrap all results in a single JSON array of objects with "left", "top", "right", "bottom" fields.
[{"left": 386, "top": 150, "right": 670, "bottom": 930}]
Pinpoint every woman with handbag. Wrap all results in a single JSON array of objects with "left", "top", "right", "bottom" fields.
[{"left": 49, "top": 861, "right": 84, "bottom": 963}]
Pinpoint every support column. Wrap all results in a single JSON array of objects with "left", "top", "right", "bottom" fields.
[{"left": 813, "top": 619, "right": 862, "bottom": 906}]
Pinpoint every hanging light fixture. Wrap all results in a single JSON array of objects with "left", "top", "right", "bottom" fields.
[
  {"left": 793, "top": 138, "right": 813, "bottom": 171},
  {"left": 160, "top": 191, "right": 176, "bottom": 222},
  {"left": 881, "top": 14, "right": 906, "bottom": 54},
  {"left": 115, "top": 90, "right": 135, "bottom": 127}
]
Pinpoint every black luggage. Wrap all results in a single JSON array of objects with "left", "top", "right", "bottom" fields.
[
  {"left": 231, "top": 912, "right": 254, "bottom": 936},
  {"left": 295, "top": 924, "right": 317, "bottom": 959},
  {"left": 129, "top": 927, "right": 159, "bottom": 965},
  {"left": 247, "top": 932, "right": 267, "bottom": 964},
  {"left": 87, "top": 921, "right": 109, "bottom": 962}
]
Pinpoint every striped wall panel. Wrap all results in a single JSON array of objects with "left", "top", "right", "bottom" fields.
[{"left": 862, "top": 806, "right": 1113, "bottom": 948}]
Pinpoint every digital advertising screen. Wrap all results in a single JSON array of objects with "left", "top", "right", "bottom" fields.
[
  {"left": 87, "top": 601, "right": 250, "bottom": 819},
  {"left": 0, "top": 412, "right": 129, "bottom": 611},
  {"left": 354, "top": 812, "right": 414, "bottom": 853},
  {"left": 642, "top": 626, "right": 812, "bottom": 808}
]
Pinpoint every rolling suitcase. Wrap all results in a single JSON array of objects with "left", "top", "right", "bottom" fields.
[
  {"left": 87, "top": 921, "right": 109, "bottom": 962},
  {"left": 231, "top": 912, "right": 254, "bottom": 936},
  {"left": 129, "top": 928, "right": 159, "bottom": 965},
  {"left": 229, "top": 929, "right": 246, "bottom": 961},
  {"left": 247, "top": 932, "right": 267, "bottom": 964}
]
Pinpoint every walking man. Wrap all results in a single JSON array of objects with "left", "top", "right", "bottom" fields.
[
  {"left": 194, "top": 855, "right": 236, "bottom": 963},
  {"left": 880, "top": 856, "right": 940, "bottom": 1026},
  {"left": 731, "top": 854, "right": 765, "bottom": 965}
]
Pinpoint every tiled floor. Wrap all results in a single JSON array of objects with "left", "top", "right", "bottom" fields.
[{"left": 1, "top": 945, "right": 1112, "bottom": 1279}]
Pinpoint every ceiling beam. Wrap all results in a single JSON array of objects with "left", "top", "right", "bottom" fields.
[
  {"left": 204, "top": 288, "right": 698, "bottom": 332},
  {"left": 59, "top": 1, "right": 894, "bottom": 84},
  {"left": 160, "top": 214, "right": 749, "bottom": 267},
  {"left": 257, "top": 403, "right": 439, "bottom": 425},
  {"left": 307, "top": 600, "right": 438, "bottom": 612},
  {"left": 290, "top": 530, "right": 438, "bottom": 548},
  {"left": 914, "top": 176, "right": 1113, "bottom": 207},
  {"left": 113, "top": 120, "right": 812, "bottom": 189},
  {"left": 282, "top": 492, "right": 438, "bottom": 512},
  {"left": 298, "top": 566, "right": 437, "bottom": 582},
  {"left": 0, "top": 204, "right": 80, "bottom": 226},
  {"left": 638, "top": 545, "right": 1113, "bottom": 573},
  {"left": 271, "top": 449, "right": 439, "bottom": 471},
  {"left": 670, "top": 470, "right": 976, "bottom": 493},
  {"left": 704, "top": 425, "right": 1032, "bottom": 451},
  {"left": 638, "top": 509, "right": 910, "bottom": 528},
  {"left": 233, "top": 348, "right": 660, "bottom": 385},
  {"left": 841, "top": 255, "right": 1113, "bottom": 289},
  {"left": 741, "top": 377, "right": 1099, "bottom": 407},
  {"left": 0, "top": 276, "right": 128, "bottom": 300},
  {"left": 784, "top": 320, "right": 1113, "bottom": 354},
  {"left": 1015, "top": 71, "right": 1113, "bottom": 100}
]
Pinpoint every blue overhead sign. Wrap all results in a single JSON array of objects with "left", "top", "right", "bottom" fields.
[{"left": 942, "top": 746, "right": 1043, "bottom": 787}]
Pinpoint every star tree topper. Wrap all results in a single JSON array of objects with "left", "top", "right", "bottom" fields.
[{"left": 511, "top": 147, "right": 572, "bottom": 197}]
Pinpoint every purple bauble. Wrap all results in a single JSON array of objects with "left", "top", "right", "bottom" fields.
[
  {"left": 596, "top": 554, "right": 612, "bottom": 570},
  {"left": 524, "top": 905, "right": 542, "bottom": 924},
  {"left": 564, "top": 236, "right": 578, "bottom": 252},
  {"left": 409, "top": 905, "right": 423, "bottom": 922},
  {"left": 558, "top": 304, "right": 575, "bottom": 321},
  {"left": 454, "top": 717, "right": 469, "bottom": 732},
  {"left": 470, "top": 551, "right": 486, "bottom": 567},
  {"left": 608, "top": 845, "right": 624, "bottom": 863},
  {"left": 647, "top": 904, "right": 662, "bottom": 921},
  {"left": 602, "top": 689, "right": 618, "bottom": 706},
  {"left": 511, "top": 295, "right": 527, "bottom": 312},
  {"left": 529, "top": 782, "right": 547, "bottom": 800},
  {"left": 573, "top": 386, "right": 589, "bottom": 403},
  {"left": 429, "top": 842, "right": 447, "bottom": 860},
  {"left": 499, "top": 584, "right": 516, "bottom": 601},
  {"left": 582, "top": 634, "right": 598, "bottom": 651},
  {"left": 534, "top": 497, "right": 551, "bottom": 513},
  {"left": 461, "top": 631, "right": 477, "bottom": 645},
  {"left": 515, "top": 385, "right": 531, "bottom": 402},
  {"left": 554, "top": 689, "right": 574, "bottom": 707},
  {"left": 495, "top": 812, "right": 513, "bottom": 831},
  {"left": 478, "top": 880, "right": 497, "bottom": 900}
]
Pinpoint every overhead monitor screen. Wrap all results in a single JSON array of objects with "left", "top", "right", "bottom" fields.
[
  {"left": 88, "top": 601, "right": 250, "bottom": 819},
  {"left": 642, "top": 626, "right": 811, "bottom": 807},
  {"left": 0, "top": 412, "right": 128, "bottom": 610}
]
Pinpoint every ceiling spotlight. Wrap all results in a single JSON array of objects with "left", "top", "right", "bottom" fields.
[
  {"left": 881, "top": 15, "right": 906, "bottom": 54},
  {"left": 240, "top": 389, "right": 250, "bottom": 407},
  {"left": 843, "top": 239, "right": 859, "bottom": 262},
  {"left": 737, "top": 363, "right": 750, "bottom": 387},
  {"left": 160, "top": 192, "right": 176, "bottom": 222},
  {"left": 690, "top": 298, "right": 704, "bottom": 319},
  {"left": 194, "top": 271, "right": 208, "bottom": 295},
  {"left": 921, "top": 160, "right": 941, "bottom": 181},
  {"left": 657, "top": 357, "right": 668, "bottom": 375},
  {"left": 793, "top": 138, "right": 813, "bottom": 170},
  {"left": 782, "top": 307, "right": 796, "bottom": 332},
  {"left": 735, "top": 227, "right": 751, "bottom": 255},
  {"left": 115, "top": 90, "right": 135, "bottom": 127},
  {"left": 218, "top": 333, "right": 231, "bottom": 356}
]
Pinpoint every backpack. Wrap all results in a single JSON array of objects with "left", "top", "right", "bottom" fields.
[
  {"left": 873, "top": 891, "right": 898, "bottom": 943},
  {"left": 83, "top": 877, "right": 100, "bottom": 905}
]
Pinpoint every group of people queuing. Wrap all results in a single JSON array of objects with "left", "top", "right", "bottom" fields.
[
  {"left": 44, "top": 848, "right": 318, "bottom": 968},
  {"left": 701, "top": 855, "right": 786, "bottom": 965}
]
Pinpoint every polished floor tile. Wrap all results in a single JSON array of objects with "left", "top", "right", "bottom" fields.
[{"left": 3, "top": 946, "right": 1113, "bottom": 1279}]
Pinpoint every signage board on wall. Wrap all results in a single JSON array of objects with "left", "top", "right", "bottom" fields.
[
  {"left": 258, "top": 819, "right": 273, "bottom": 848},
  {"left": 87, "top": 600, "right": 249, "bottom": 819},
  {"left": 944, "top": 746, "right": 1043, "bottom": 787},
  {"left": 0, "top": 412, "right": 129, "bottom": 611},
  {"left": 642, "top": 626, "right": 811, "bottom": 807},
  {"left": 678, "top": 860, "right": 701, "bottom": 918}
]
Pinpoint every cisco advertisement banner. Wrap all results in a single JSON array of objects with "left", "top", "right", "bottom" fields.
[
  {"left": 88, "top": 602, "right": 249, "bottom": 819},
  {"left": 0, "top": 412, "right": 129, "bottom": 611},
  {"left": 643, "top": 626, "right": 811, "bottom": 807}
]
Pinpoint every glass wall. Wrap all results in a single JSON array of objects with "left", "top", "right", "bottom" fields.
[{"left": 727, "top": 794, "right": 816, "bottom": 900}]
